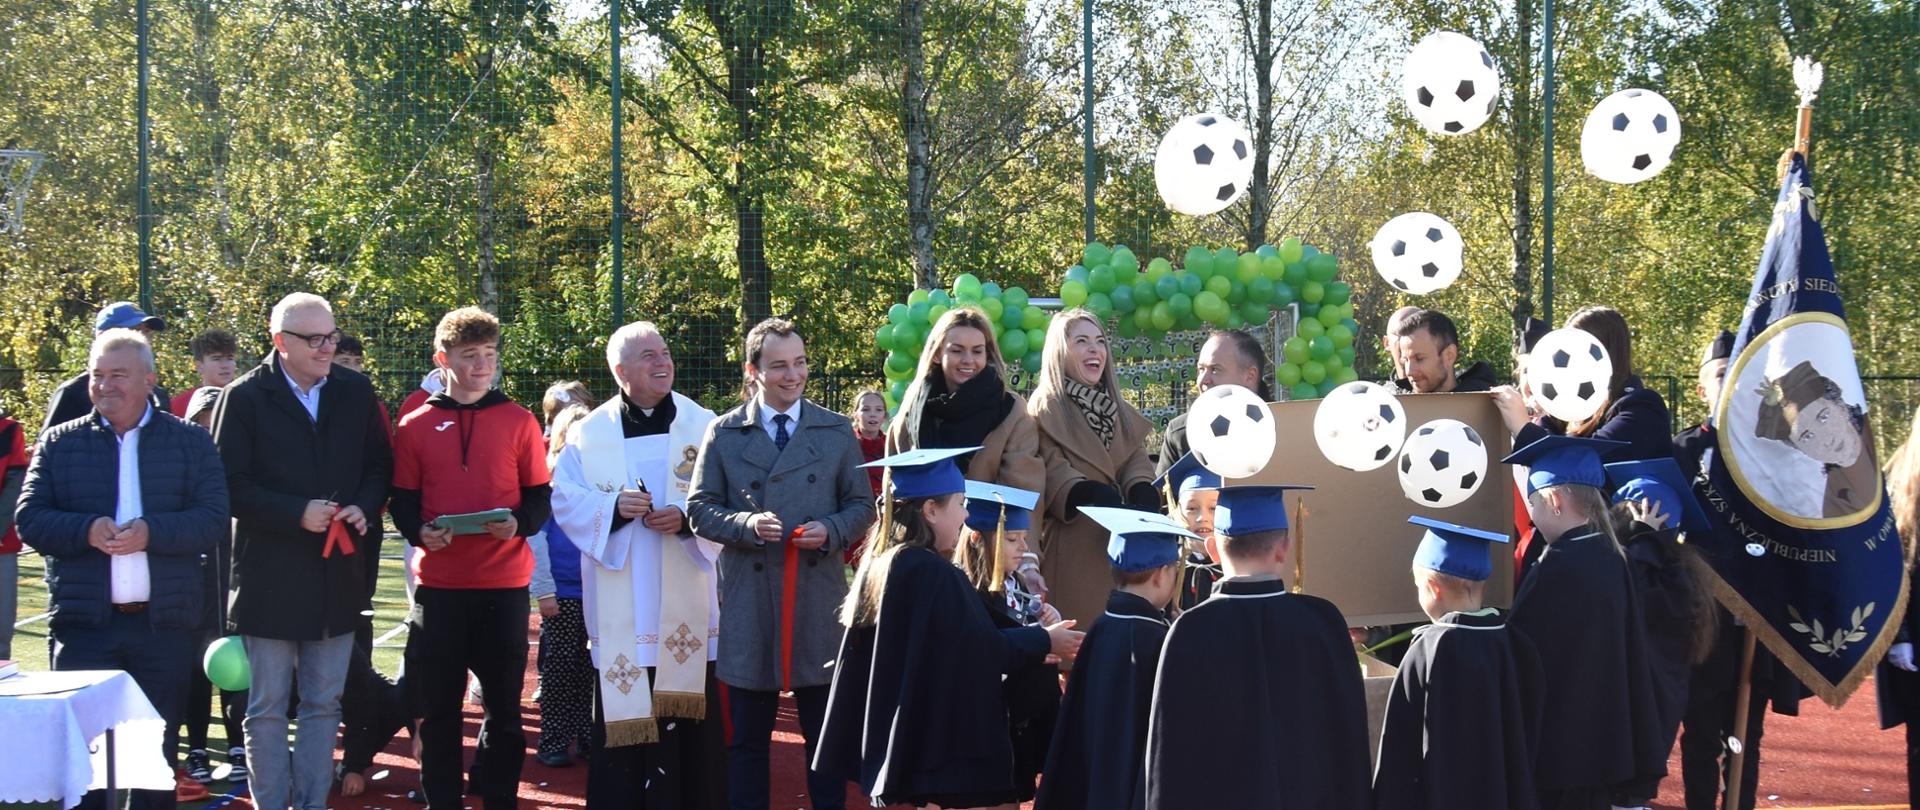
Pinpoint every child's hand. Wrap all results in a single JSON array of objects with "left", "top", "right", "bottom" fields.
[
  {"left": 1018, "top": 565, "right": 1049, "bottom": 600},
  {"left": 1038, "top": 602, "right": 1061, "bottom": 625},
  {"left": 1045, "top": 619, "right": 1084, "bottom": 663}
]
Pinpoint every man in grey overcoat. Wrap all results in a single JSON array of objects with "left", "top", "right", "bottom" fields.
[{"left": 687, "top": 317, "right": 875, "bottom": 810}]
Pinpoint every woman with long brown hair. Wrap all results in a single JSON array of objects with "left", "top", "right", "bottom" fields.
[
  {"left": 1495, "top": 305, "right": 1675, "bottom": 461},
  {"left": 1027, "top": 309, "right": 1158, "bottom": 629}
]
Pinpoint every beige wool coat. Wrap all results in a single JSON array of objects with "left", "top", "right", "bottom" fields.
[{"left": 1028, "top": 389, "right": 1155, "bottom": 629}]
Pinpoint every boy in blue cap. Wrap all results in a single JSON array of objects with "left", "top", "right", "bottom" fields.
[
  {"left": 955, "top": 481, "right": 1058, "bottom": 804},
  {"left": 1037, "top": 507, "right": 1193, "bottom": 810},
  {"left": 1502, "top": 434, "right": 1666, "bottom": 810},
  {"left": 1372, "top": 517, "right": 1544, "bottom": 810},
  {"left": 1156, "top": 452, "right": 1221, "bottom": 609},
  {"left": 1145, "top": 484, "right": 1370, "bottom": 809},
  {"left": 814, "top": 448, "right": 1082, "bottom": 808}
]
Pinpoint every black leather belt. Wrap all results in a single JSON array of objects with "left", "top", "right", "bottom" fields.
[{"left": 113, "top": 602, "right": 148, "bottom": 614}]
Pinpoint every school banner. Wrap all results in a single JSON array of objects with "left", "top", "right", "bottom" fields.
[{"left": 1696, "top": 153, "right": 1907, "bottom": 706}]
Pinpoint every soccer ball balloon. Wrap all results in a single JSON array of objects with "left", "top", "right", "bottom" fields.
[
  {"left": 1187, "top": 384, "right": 1276, "bottom": 479},
  {"left": 1313, "top": 381, "right": 1408, "bottom": 472},
  {"left": 1401, "top": 31, "right": 1502, "bottom": 136},
  {"left": 1580, "top": 89, "right": 1682, "bottom": 184},
  {"left": 1528, "top": 327, "right": 1614, "bottom": 423},
  {"left": 1154, "top": 113, "right": 1256, "bottom": 217},
  {"left": 1397, "top": 419, "right": 1488, "bottom": 509},
  {"left": 1370, "top": 212, "right": 1464, "bottom": 295}
]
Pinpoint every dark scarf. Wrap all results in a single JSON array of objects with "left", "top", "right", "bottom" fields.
[
  {"left": 619, "top": 391, "right": 676, "bottom": 438},
  {"left": 916, "top": 366, "right": 1015, "bottom": 468},
  {"left": 1062, "top": 376, "right": 1118, "bottom": 447}
]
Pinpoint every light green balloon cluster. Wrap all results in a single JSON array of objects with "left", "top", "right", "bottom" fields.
[{"left": 875, "top": 272, "right": 1043, "bottom": 411}]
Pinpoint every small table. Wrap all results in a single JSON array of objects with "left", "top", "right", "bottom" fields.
[{"left": 0, "top": 670, "right": 174, "bottom": 809}]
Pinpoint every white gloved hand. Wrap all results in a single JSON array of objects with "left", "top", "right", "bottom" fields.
[{"left": 1889, "top": 642, "right": 1916, "bottom": 672}]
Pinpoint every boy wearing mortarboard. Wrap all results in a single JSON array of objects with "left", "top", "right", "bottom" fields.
[
  {"left": 1371, "top": 517, "right": 1544, "bottom": 810},
  {"left": 1143, "top": 484, "right": 1371, "bottom": 809},
  {"left": 1036, "top": 507, "right": 1193, "bottom": 810}
]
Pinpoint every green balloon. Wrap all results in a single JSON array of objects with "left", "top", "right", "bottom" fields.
[
  {"left": 1001, "top": 302, "right": 1022, "bottom": 328},
  {"left": 1147, "top": 257, "right": 1173, "bottom": 279},
  {"left": 1317, "top": 378, "right": 1338, "bottom": 397},
  {"left": 1323, "top": 281, "right": 1352, "bottom": 306},
  {"left": 1194, "top": 291, "right": 1225, "bottom": 323},
  {"left": 1184, "top": 246, "right": 1213, "bottom": 278},
  {"left": 1297, "top": 318, "right": 1326, "bottom": 340},
  {"left": 1332, "top": 365, "right": 1360, "bottom": 385},
  {"left": 908, "top": 300, "right": 932, "bottom": 323},
  {"left": 1341, "top": 318, "right": 1362, "bottom": 338},
  {"left": 1205, "top": 274, "right": 1232, "bottom": 300},
  {"left": 929, "top": 288, "right": 952, "bottom": 307},
  {"left": 1260, "top": 254, "right": 1286, "bottom": 281},
  {"left": 1300, "top": 302, "right": 1321, "bottom": 319},
  {"left": 1024, "top": 350, "right": 1045, "bottom": 374},
  {"left": 1302, "top": 360, "right": 1327, "bottom": 385},
  {"left": 1213, "top": 247, "right": 1238, "bottom": 277},
  {"left": 908, "top": 288, "right": 930, "bottom": 307},
  {"left": 1302, "top": 280, "right": 1325, "bottom": 305},
  {"left": 1178, "top": 273, "right": 1203, "bottom": 297},
  {"left": 1026, "top": 327, "right": 1045, "bottom": 352},
  {"left": 1110, "top": 284, "right": 1137, "bottom": 314},
  {"left": 981, "top": 298, "right": 1004, "bottom": 322},
  {"left": 1307, "top": 253, "right": 1338, "bottom": 283},
  {"left": 1061, "top": 279, "right": 1089, "bottom": 308},
  {"left": 1283, "top": 261, "right": 1308, "bottom": 287},
  {"left": 1328, "top": 323, "right": 1354, "bottom": 349},
  {"left": 1087, "top": 292, "right": 1113, "bottom": 319},
  {"left": 1065, "top": 265, "right": 1090, "bottom": 285},
  {"left": 1132, "top": 278, "right": 1158, "bottom": 306},
  {"left": 1276, "top": 362, "right": 1303, "bottom": 387},
  {"left": 981, "top": 281, "right": 1002, "bottom": 299},
  {"left": 204, "top": 635, "right": 251, "bottom": 691},
  {"left": 1089, "top": 265, "right": 1117, "bottom": 294},
  {"left": 1004, "top": 286, "right": 1029, "bottom": 309},
  {"left": 1235, "top": 253, "right": 1262, "bottom": 283},
  {"left": 1226, "top": 311, "right": 1245, "bottom": 330},
  {"left": 1177, "top": 312, "right": 1203, "bottom": 331},
  {"left": 889, "top": 378, "right": 909, "bottom": 403},
  {"left": 1084, "top": 242, "right": 1112, "bottom": 268},
  {"left": 1282, "top": 336, "right": 1310, "bottom": 365},
  {"left": 1154, "top": 275, "right": 1180, "bottom": 301},
  {"left": 884, "top": 351, "right": 915, "bottom": 379},
  {"left": 1134, "top": 306, "right": 1155, "bottom": 333},
  {"left": 952, "top": 272, "right": 983, "bottom": 299},
  {"left": 887, "top": 303, "right": 910, "bottom": 326},
  {"left": 1110, "top": 245, "right": 1139, "bottom": 273},
  {"left": 928, "top": 303, "right": 949, "bottom": 324},
  {"left": 1317, "top": 305, "right": 1343, "bottom": 328},
  {"left": 1247, "top": 276, "right": 1275, "bottom": 304},
  {"left": 1337, "top": 345, "right": 1357, "bottom": 366},
  {"left": 875, "top": 324, "right": 897, "bottom": 351},
  {"left": 1115, "top": 315, "right": 1141, "bottom": 338},
  {"left": 1279, "top": 237, "right": 1305, "bottom": 264},
  {"left": 1166, "top": 292, "right": 1193, "bottom": 318},
  {"left": 1271, "top": 281, "right": 1296, "bottom": 307},
  {"left": 1256, "top": 243, "right": 1279, "bottom": 258},
  {"left": 1227, "top": 279, "right": 1247, "bottom": 304},
  {"left": 1240, "top": 301, "right": 1269, "bottom": 324},
  {"left": 1150, "top": 302, "right": 1175, "bottom": 332},
  {"left": 1290, "top": 382, "right": 1319, "bottom": 401},
  {"left": 1309, "top": 335, "right": 1334, "bottom": 361},
  {"left": 1022, "top": 306, "right": 1047, "bottom": 331}
]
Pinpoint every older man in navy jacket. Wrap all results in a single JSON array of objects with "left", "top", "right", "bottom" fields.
[{"left": 18, "top": 328, "right": 230, "bottom": 810}]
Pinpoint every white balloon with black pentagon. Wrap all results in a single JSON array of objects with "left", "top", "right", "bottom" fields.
[
  {"left": 1369, "top": 212, "right": 1464, "bottom": 295},
  {"left": 1580, "top": 88, "right": 1682, "bottom": 184},
  {"left": 1400, "top": 31, "right": 1502, "bottom": 136},
  {"left": 1397, "top": 418, "right": 1488, "bottom": 508},
  {"left": 1527, "top": 327, "right": 1614, "bottom": 423},
  {"left": 1187, "top": 384, "right": 1276, "bottom": 479},
  {"left": 1313, "top": 381, "right": 1408, "bottom": 472},
  {"left": 1153, "top": 113, "right": 1256, "bottom": 217}
]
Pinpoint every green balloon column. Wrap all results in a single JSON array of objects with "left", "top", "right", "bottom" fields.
[{"left": 872, "top": 238, "right": 1366, "bottom": 411}]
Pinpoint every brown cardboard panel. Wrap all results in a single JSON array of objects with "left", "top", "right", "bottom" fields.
[{"left": 1237, "top": 392, "right": 1516, "bottom": 626}]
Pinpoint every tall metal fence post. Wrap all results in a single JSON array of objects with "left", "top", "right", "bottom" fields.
[
  {"left": 610, "top": 0, "right": 625, "bottom": 330},
  {"left": 1080, "top": 0, "right": 1095, "bottom": 243},
  {"left": 136, "top": 0, "right": 153, "bottom": 310},
  {"left": 1539, "top": 0, "right": 1557, "bottom": 326}
]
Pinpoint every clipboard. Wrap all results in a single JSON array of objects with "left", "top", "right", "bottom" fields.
[{"left": 430, "top": 508, "right": 512, "bottom": 536}]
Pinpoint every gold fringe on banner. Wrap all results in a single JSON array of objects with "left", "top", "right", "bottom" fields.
[
  {"left": 605, "top": 717, "right": 659, "bottom": 748},
  {"left": 654, "top": 691, "right": 707, "bottom": 721}
]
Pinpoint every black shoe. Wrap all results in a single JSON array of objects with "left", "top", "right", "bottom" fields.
[
  {"left": 536, "top": 750, "right": 573, "bottom": 768},
  {"left": 185, "top": 749, "right": 213, "bottom": 783}
]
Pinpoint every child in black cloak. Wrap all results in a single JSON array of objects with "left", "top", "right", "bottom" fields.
[
  {"left": 1035, "top": 507, "right": 1194, "bottom": 810},
  {"left": 1501, "top": 434, "right": 1667, "bottom": 810},
  {"left": 1157, "top": 453, "right": 1221, "bottom": 611},
  {"left": 955, "top": 480, "right": 1058, "bottom": 803},
  {"left": 1372, "top": 516, "right": 1543, "bottom": 810},
  {"left": 812, "top": 447, "right": 1084, "bottom": 810}
]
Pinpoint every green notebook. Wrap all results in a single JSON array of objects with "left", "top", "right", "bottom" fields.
[{"left": 430, "top": 508, "right": 513, "bottom": 536}]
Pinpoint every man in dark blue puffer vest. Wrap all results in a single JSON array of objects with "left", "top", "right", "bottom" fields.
[{"left": 17, "top": 327, "right": 230, "bottom": 810}]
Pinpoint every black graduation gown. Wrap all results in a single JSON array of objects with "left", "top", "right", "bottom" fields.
[
  {"left": 1035, "top": 590, "right": 1170, "bottom": 810},
  {"left": 1371, "top": 609, "right": 1544, "bottom": 810},
  {"left": 977, "top": 583, "right": 1062, "bottom": 803},
  {"left": 1620, "top": 522, "right": 1698, "bottom": 755},
  {"left": 1508, "top": 525, "right": 1667, "bottom": 808},
  {"left": 1177, "top": 550, "right": 1220, "bottom": 612},
  {"left": 1145, "top": 577, "right": 1370, "bottom": 809},
  {"left": 812, "top": 546, "right": 1051, "bottom": 807}
]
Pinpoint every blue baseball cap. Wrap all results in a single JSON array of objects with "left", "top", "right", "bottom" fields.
[
  {"left": 859, "top": 446, "right": 980, "bottom": 500},
  {"left": 1080, "top": 506, "right": 1197, "bottom": 573},
  {"left": 1499, "top": 434, "right": 1628, "bottom": 496},
  {"left": 1209, "top": 484, "right": 1314, "bottom": 536},
  {"left": 964, "top": 480, "right": 1040, "bottom": 532},
  {"left": 1153, "top": 452, "right": 1220, "bottom": 502},
  {"left": 1604, "top": 458, "right": 1712, "bottom": 539},
  {"left": 94, "top": 301, "right": 166, "bottom": 333},
  {"left": 1408, "top": 515, "right": 1511, "bottom": 582}
]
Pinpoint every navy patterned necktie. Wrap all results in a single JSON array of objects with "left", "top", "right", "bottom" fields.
[{"left": 773, "top": 413, "right": 791, "bottom": 451}]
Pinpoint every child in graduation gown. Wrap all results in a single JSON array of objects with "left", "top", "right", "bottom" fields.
[
  {"left": 1158, "top": 453, "right": 1222, "bottom": 611},
  {"left": 1501, "top": 435, "right": 1667, "bottom": 810},
  {"left": 1036, "top": 507, "right": 1195, "bottom": 810},
  {"left": 813, "top": 447, "right": 1084, "bottom": 809},
  {"left": 955, "top": 481, "right": 1059, "bottom": 804},
  {"left": 1145, "top": 484, "right": 1371, "bottom": 810},
  {"left": 1372, "top": 517, "right": 1544, "bottom": 810}
]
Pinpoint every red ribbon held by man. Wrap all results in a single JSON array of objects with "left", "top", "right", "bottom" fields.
[
  {"left": 322, "top": 514, "right": 357, "bottom": 558},
  {"left": 778, "top": 524, "right": 804, "bottom": 692}
]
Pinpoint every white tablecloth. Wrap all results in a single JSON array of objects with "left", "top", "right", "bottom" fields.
[{"left": 0, "top": 670, "right": 174, "bottom": 808}]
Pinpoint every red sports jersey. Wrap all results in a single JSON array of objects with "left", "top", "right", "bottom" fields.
[{"left": 393, "top": 394, "right": 550, "bottom": 589}]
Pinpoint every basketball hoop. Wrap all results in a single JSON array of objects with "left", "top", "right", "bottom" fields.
[{"left": 0, "top": 149, "right": 46, "bottom": 235}]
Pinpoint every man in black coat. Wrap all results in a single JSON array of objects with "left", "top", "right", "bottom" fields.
[
  {"left": 212, "top": 292, "right": 392, "bottom": 810},
  {"left": 18, "top": 329, "right": 229, "bottom": 810},
  {"left": 41, "top": 301, "right": 172, "bottom": 434},
  {"left": 1391, "top": 309, "right": 1498, "bottom": 394}
]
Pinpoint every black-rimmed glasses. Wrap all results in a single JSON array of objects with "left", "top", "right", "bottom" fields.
[{"left": 282, "top": 329, "right": 344, "bottom": 350}]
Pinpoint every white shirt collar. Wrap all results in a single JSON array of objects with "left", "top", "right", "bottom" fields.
[
  {"left": 758, "top": 398, "right": 802, "bottom": 427},
  {"left": 97, "top": 402, "right": 154, "bottom": 435},
  {"left": 281, "top": 365, "right": 329, "bottom": 396}
]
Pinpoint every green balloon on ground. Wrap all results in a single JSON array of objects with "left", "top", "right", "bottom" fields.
[
  {"left": 1302, "top": 360, "right": 1327, "bottom": 385},
  {"left": 1166, "top": 292, "right": 1193, "bottom": 318},
  {"left": 1061, "top": 279, "right": 1089, "bottom": 308},
  {"left": 1283, "top": 336, "right": 1309, "bottom": 365},
  {"left": 1024, "top": 351, "right": 1045, "bottom": 374},
  {"left": 981, "top": 298, "right": 1004, "bottom": 322},
  {"left": 1328, "top": 323, "right": 1354, "bottom": 349},
  {"left": 1309, "top": 335, "right": 1334, "bottom": 360},
  {"left": 1005, "top": 287, "right": 1029, "bottom": 309},
  {"left": 875, "top": 324, "right": 896, "bottom": 351},
  {"left": 1184, "top": 246, "right": 1213, "bottom": 278},
  {"left": 1178, "top": 273, "right": 1203, "bottom": 297},
  {"left": 929, "top": 288, "right": 952, "bottom": 307},
  {"left": 1279, "top": 237, "right": 1305, "bottom": 264},
  {"left": 1147, "top": 257, "right": 1173, "bottom": 278},
  {"left": 1022, "top": 306, "right": 1047, "bottom": 331},
  {"left": 1087, "top": 292, "right": 1113, "bottom": 319},
  {"left": 1084, "top": 242, "right": 1112, "bottom": 269},
  {"left": 1235, "top": 253, "right": 1262, "bottom": 284},
  {"left": 1290, "top": 382, "right": 1319, "bottom": 401},
  {"left": 1277, "top": 362, "right": 1303, "bottom": 387},
  {"left": 888, "top": 303, "right": 910, "bottom": 326},
  {"left": 1110, "top": 285, "right": 1136, "bottom": 314},
  {"left": 1306, "top": 253, "right": 1338, "bottom": 283},
  {"left": 205, "top": 635, "right": 251, "bottom": 691},
  {"left": 1297, "top": 318, "right": 1325, "bottom": 340},
  {"left": 1150, "top": 302, "right": 1175, "bottom": 332}
]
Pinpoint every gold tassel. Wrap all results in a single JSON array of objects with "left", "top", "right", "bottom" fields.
[
  {"left": 604, "top": 717, "right": 659, "bottom": 748},
  {"left": 653, "top": 691, "right": 707, "bottom": 721},
  {"left": 1292, "top": 498, "right": 1308, "bottom": 594},
  {"left": 876, "top": 467, "right": 895, "bottom": 558},
  {"left": 988, "top": 504, "right": 1008, "bottom": 593}
]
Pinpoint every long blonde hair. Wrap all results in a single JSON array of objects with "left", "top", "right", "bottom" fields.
[
  {"left": 1887, "top": 407, "right": 1920, "bottom": 562},
  {"left": 1029, "top": 308, "right": 1118, "bottom": 407},
  {"left": 897, "top": 307, "right": 1008, "bottom": 426}
]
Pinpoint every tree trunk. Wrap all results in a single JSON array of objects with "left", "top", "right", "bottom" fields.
[
  {"left": 188, "top": 0, "right": 241, "bottom": 272},
  {"left": 1245, "top": 0, "right": 1274, "bottom": 249},
  {"left": 902, "top": 0, "right": 936, "bottom": 289},
  {"left": 728, "top": 24, "right": 772, "bottom": 333},
  {"left": 1507, "top": 0, "right": 1536, "bottom": 346},
  {"left": 475, "top": 40, "right": 500, "bottom": 313}
]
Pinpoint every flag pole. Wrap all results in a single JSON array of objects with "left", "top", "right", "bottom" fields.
[{"left": 1725, "top": 56, "right": 1823, "bottom": 810}]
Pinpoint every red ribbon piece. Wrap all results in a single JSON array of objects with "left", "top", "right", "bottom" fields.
[
  {"left": 778, "top": 526, "right": 804, "bottom": 692},
  {"left": 322, "top": 519, "right": 357, "bottom": 559}
]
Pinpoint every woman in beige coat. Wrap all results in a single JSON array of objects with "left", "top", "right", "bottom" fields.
[
  {"left": 1028, "top": 309, "right": 1157, "bottom": 628},
  {"left": 887, "top": 304, "right": 1047, "bottom": 500}
]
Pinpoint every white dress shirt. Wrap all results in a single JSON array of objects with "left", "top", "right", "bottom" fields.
[
  {"left": 758, "top": 398, "right": 802, "bottom": 445},
  {"left": 281, "top": 366, "right": 327, "bottom": 422},
  {"left": 108, "top": 405, "right": 153, "bottom": 604}
]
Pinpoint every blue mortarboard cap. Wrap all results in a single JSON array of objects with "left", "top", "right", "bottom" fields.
[
  {"left": 1152, "top": 452, "right": 1219, "bottom": 500},
  {"left": 964, "top": 480, "right": 1039, "bottom": 532},
  {"left": 1498, "top": 434, "right": 1628, "bottom": 496},
  {"left": 94, "top": 301, "right": 166, "bottom": 333},
  {"left": 1080, "top": 506, "right": 1197, "bottom": 573},
  {"left": 1605, "top": 458, "right": 1712, "bottom": 539},
  {"left": 1408, "top": 516, "right": 1511, "bottom": 582},
  {"left": 859, "top": 446, "right": 980, "bottom": 500},
  {"left": 1207, "top": 484, "right": 1314, "bottom": 536}
]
